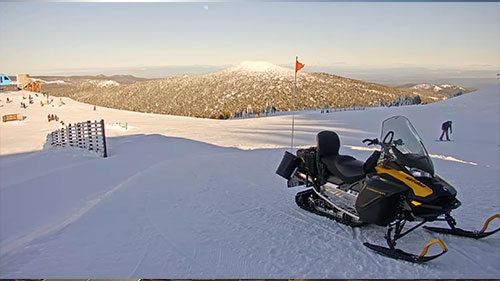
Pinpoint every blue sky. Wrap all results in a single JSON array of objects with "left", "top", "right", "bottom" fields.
[{"left": 0, "top": 2, "right": 499, "bottom": 75}]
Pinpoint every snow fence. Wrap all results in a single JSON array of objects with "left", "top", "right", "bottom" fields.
[{"left": 46, "top": 119, "right": 108, "bottom": 157}]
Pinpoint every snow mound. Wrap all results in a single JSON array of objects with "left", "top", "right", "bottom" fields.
[{"left": 224, "top": 61, "right": 293, "bottom": 75}]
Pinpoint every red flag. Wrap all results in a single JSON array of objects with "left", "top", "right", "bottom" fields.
[{"left": 295, "top": 59, "right": 304, "bottom": 72}]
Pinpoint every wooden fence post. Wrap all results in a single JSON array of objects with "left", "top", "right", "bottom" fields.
[
  {"left": 61, "top": 127, "right": 67, "bottom": 146},
  {"left": 68, "top": 124, "right": 73, "bottom": 147},
  {"left": 77, "top": 122, "right": 82, "bottom": 148},
  {"left": 87, "top": 120, "right": 92, "bottom": 151},
  {"left": 100, "top": 119, "right": 108, "bottom": 158},
  {"left": 92, "top": 120, "right": 100, "bottom": 153}
]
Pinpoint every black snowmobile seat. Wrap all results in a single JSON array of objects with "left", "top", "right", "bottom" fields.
[
  {"left": 317, "top": 130, "right": 365, "bottom": 184},
  {"left": 321, "top": 155, "right": 365, "bottom": 184}
]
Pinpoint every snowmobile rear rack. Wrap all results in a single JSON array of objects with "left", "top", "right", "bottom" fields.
[{"left": 424, "top": 214, "right": 500, "bottom": 239}]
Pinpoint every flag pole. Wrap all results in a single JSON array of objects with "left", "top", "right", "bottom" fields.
[{"left": 291, "top": 56, "right": 297, "bottom": 153}]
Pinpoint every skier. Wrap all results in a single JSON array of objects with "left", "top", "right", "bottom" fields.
[{"left": 440, "top": 120, "right": 453, "bottom": 141}]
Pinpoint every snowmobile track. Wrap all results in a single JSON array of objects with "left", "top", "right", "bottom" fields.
[{"left": 295, "top": 188, "right": 365, "bottom": 228}]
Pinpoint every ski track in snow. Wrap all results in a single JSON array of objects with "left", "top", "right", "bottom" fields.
[
  {"left": 0, "top": 152, "right": 98, "bottom": 190},
  {"left": 1, "top": 157, "right": 158, "bottom": 257},
  {"left": 139, "top": 159, "right": 226, "bottom": 277},
  {"left": 0, "top": 86, "right": 499, "bottom": 278},
  {"left": 129, "top": 237, "right": 152, "bottom": 277}
]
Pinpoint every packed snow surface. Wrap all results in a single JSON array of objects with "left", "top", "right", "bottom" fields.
[{"left": 0, "top": 84, "right": 499, "bottom": 278}]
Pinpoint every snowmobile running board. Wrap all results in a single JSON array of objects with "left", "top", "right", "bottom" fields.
[
  {"left": 424, "top": 214, "right": 500, "bottom": 239},
  {"left": 364, "top": 238, "right": 448, "bottom": 263}
]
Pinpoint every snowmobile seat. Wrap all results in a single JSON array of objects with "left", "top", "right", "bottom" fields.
[
  {"left": 317, "top": 130, "right": 365, "bottom": 184},
  {"left": 321, "top": 155, "right": 365, "bottom": 184}
]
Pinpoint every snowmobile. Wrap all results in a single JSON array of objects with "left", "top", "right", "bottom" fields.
[{"left": 276, "top": 115, "right": 499, "bottom": 263}]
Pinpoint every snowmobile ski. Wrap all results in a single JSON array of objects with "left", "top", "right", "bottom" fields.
[
  {"left": 364, "top": 219, "right": 448, "bottom": 263},
  {"left": 364, "top": 238, "right": 448, "bottom": 263},
  {"left": 424, "top": 214, "right": 500, "bottom": 239}
]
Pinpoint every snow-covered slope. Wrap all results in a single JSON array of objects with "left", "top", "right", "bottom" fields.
[{"left": 0, "top": 84, "right": 498, "bottom": 278}]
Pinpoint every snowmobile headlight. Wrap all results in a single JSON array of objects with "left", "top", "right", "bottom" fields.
[{"left": 408, "top": 167, "right": 433, "bottom": 178}]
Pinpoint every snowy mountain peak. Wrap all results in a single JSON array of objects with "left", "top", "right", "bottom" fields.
[{"left": 224, "top": 61, "right": 292, "bottom": 75}]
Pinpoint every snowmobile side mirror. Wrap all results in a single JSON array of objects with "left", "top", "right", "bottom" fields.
[{"left": 393, "top": 139, "right": 404, "bottom": 146}]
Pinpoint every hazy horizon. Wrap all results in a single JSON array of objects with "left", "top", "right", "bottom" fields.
[
  {"left": 1, "top": 2, "right": 499, "bottom": 77},
  {"left": 4, "top": 62, "right": 496, "bottom": 89}
]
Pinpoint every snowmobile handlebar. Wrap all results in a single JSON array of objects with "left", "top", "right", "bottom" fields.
[{"left": 362, "top": 138, "right": 379, "bottom": 146}]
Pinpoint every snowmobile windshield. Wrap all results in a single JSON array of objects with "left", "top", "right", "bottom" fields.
[{"left": 381, "top": 116, "right": 434, "bottom": 174}]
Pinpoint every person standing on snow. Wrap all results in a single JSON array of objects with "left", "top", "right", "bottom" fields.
[{"left": 440, "top": 120, "right": 453, "bottom": 141}]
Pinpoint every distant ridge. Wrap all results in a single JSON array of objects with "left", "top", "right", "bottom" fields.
[
  {"left": 44, "top": 61, "right": 448, "bottom": 118},
  {"left": 398, "top": 83, "right": 475, "bottom": 98}
]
